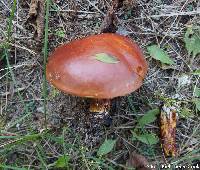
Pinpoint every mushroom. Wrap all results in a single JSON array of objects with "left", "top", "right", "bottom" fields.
[{"left": 46, "top": 33, "right": 148, "bottom": 116}]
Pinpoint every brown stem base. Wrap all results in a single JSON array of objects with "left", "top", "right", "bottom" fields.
[{"left": 89, "top": 99, "right": 111, "bottom": 113}]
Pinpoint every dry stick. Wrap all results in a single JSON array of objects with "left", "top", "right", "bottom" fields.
[
  {"left": 0, "top": 87, "right": 25, "bottom": 97},
  {"left": 11, "top": 43, "right": 37, "bottom": 55},
  {"left": 0, "top": 60, "right": 36, "bottom": 73},
  {"left": 135, "top": 10, "right": 200, "bottom": 19},
  {"left": 85, "top": 0, "right": 105, "bottom": 16},
  {"left": 54, "top": 9, "right": 96, "bottom": 14}
]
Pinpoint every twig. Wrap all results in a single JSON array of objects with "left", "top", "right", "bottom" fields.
[
  {"left": 136, "top": 10, "right": 200, "bottom": 19},
  {"left": 52, "top": 9, "right": 97, "bottom": 14},
  {"left": 85, "top": 0, "right": 105, "bottom": 16},
  {"left": 0, "top": 61, "right": 36, "bottom": 72},
  {"left": 0, "top": 87, "right": 25, "bottom": 97},
  {"left": 11, "top": 43, "right": 37, "bottom": 55}
]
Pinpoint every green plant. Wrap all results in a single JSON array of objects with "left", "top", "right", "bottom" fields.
[
  {"left": 42, "top": 0, "right": 51, "bottom": 129},
  {"left": 97, "top": 139, "right": 116, "bottom": 157},
  {"left": 184, "top": 26, "right": 200, "bottom": 58},
  {"left": 147, "top": 45, "right": 175, "bottom": 65},
  {"left": 55, "top": 29, "right": 65, "bottom": 38},
  {"left": 131, "top": 109, "right": 160, "bottom": 145}
]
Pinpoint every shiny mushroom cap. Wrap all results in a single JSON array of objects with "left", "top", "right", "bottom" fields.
[{"left": 46, "top": 33, "right": 148, "bottom": 99}]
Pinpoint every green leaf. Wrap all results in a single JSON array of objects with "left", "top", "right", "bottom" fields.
[
  {"left": 147, "top": 45, "right": 175, "bottom": 65},
  {"left": 55, "top": 155, "right": 70, "bottom": 168},
  {"left": 95, "top": 53, "right": 120, "bottom": 64},
  {"left": 192, "top": 70, "right": 200, "bottom": 76},
  {"left": 138, "top": 109, "right": 160, "bottom": 127},
  {"left": 132, "top": 132, "right": 159, "bottom": 145},
  {"left": 195, "top": 99, "right": 200, "bottom": 111},
  {"left": 194, "top": 87, "right": 200, "bottom": 97},
  {"left": 55, "top": 30, "right": 65, "bottom": 38},
  {"left": 97, "top": 139, "right": 116, "bottom": 156},
  {"left": 184, "top": 27, "right": 200, "bottom": 57}
]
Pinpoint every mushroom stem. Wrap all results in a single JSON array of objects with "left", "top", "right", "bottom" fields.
[{"left": 89, "top": 99, "right": 111, "bottom": 114}]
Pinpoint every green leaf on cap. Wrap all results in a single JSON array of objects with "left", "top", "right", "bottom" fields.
[{"left": 95, "top": 53, "right": 120, "bottom": 64}]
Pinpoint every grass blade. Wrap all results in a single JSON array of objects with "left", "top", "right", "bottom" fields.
[{"left": 43, "top": 0, "right": 51, "bottom": 129}]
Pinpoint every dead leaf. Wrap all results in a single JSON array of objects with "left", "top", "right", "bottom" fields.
[
  {"left": 29, "top": 0, "right": 38, "bottom": 16},
  {"left": 126, "top": 152, "right": 151, "bottom": 170},
  {"left": 100, "top": 5, "right": 116, "bottom": 32},
  {"left": 29, "top": 0, "right": 45, "bottom": 41},
  {"left": 100, "top": 9, "right": 117, "bottom": 33},
  {"left": 160, "top": 105, "right": 177, "bottom": 157},
  {"left": 100, "top": 0, "right": 123, "bottom": 33},
  {"left": 101, "top": 0, "right": 136, "bottom": 33}
]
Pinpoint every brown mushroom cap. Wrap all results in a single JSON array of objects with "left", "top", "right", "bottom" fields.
[{"left": 46, "top": 33, "right": 148, "bottom": 99}]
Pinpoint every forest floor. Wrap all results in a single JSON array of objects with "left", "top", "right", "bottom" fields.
[{"left": 0, "top": 0, "right": 200, "bottom": 169}]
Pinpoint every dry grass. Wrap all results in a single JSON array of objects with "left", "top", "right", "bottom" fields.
[{"left": 0, "top": 0, "right": 200, "bottom": 169}]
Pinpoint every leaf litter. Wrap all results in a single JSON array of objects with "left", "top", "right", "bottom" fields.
[{"left": 126, "top": 152, "right": 151, "bottom": 170}]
